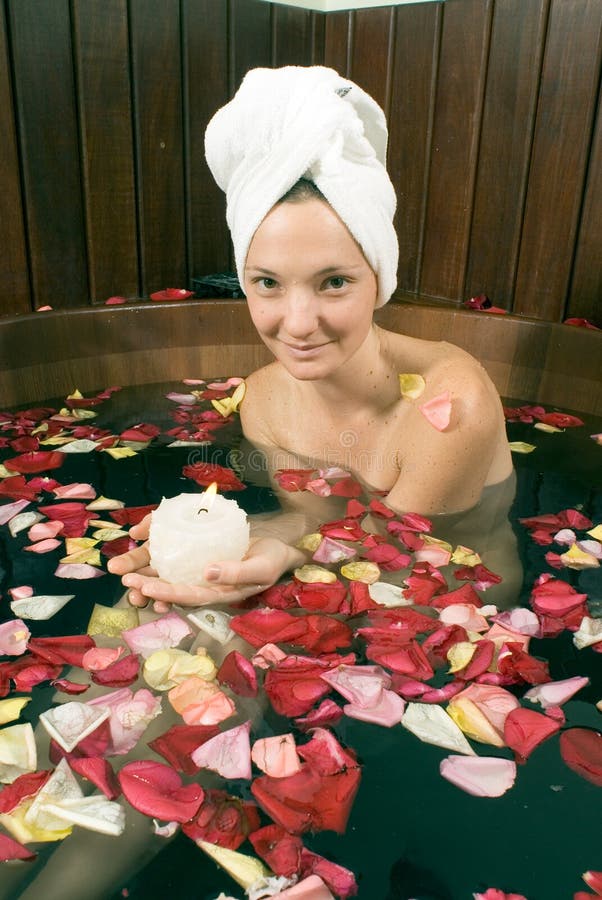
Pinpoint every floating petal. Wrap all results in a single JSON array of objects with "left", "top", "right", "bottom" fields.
[
  {"left": 440, "top": 755, "right": 516, "bottom": 797},
  {"left": 508, "top": 442, "right": 536, "bottom": 454},
  {"left": 39, "top": 703, "right": 111, "bottom": 753},
  {"left": 401, "top": 703, "right": 476, "bottom": 755},
  {"left": 10, "top": 594, "right": 75, "bottom": 620},
  {"left": 196, "top": 841, "right": 270, "bottom": 890}
]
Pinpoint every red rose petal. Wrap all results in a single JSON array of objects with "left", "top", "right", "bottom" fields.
[
  {"left": 148, "top": 724, "right": 221, "bottom": 776},
  {"left": 4, "top": 451, "right": 64, "bottom": 474},
  {"left": 182, "top": 789, "right": 260, "bottom": 850},
  {"left": 109, "top": 505, "right": 158, "bottom": 526},
  {"left": 68, "top": 757, "right": 121, "bottom": 799},
  {"left": 118, "top": 760, "right": 204, "bottom": 822},
  {"left": 559, "top": 728, "right": 602, "bottom": 787},
  {"left": 0, "top": 833, "right": 36, "bottom": 861},
  {"left": 91, "top": 653, "right": 140, "bottom": 687},
  {"left": 0, "top": 770, "right": 51, "bottom": 813},
  {"left": 29, "top": 635, "right": 96, "bottom": 667},
  {"left": 250, "top": 823, "right": 303, "bottom": 876},
  {"left": 503, "top": 707, "right": 561, "bottom": 762},
  {"left": 294, "top": 699, "right": 344, "bottom": 732},
  {"left": 182, "top": 462, "right": 246, "bottom": 491},
  {"left": 217, "top": 650, "right": 258, "bottom": 697}
]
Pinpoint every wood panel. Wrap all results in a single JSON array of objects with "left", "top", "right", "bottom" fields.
[
  {"left": 0, "top": 0, "right": 601, "bottom": 322},
  {"left": 568, "top": 95, "right": 602, "bottom": 325},
  {"left": 0, "top": 5, "right": 29, "bottom": 314},
  {"left": 464, "top": 0, "right": 548, "bottom": 308},
  {"left": 272, "top": 5, "right": 315, "bottom": 67},
  {"left": 420, "top": 0, "right": 493, "bottom": 302},
  {"left": 230, "top": 0, "right": 271, "bottom": 91},
  {"left": 184, "top": 0, "right": 231, "bottom": 280},
  {"left": 129, "top": 0, "right": 187, "bottom": 296},
  {"left": 513, "top": 0, "right": 602, "bottom": 320},
  {"left": 72, "top": 0, "right": 138, "bottom": 302},
  {"left": 388, "top": 2, "right": 440, "bottom": 293},
  {"left": 323, "top": 11, "right": 351, "bottom": 77},
  {"left": 348, "top": 8, "right": 394, "bottom": 115},
  {"left": 8, "top": 0, "right": 88, "bottom": 309}
]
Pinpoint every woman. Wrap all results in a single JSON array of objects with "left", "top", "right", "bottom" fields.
[{"left": 109, "top": 66, "right": 513, "bottom": 611}]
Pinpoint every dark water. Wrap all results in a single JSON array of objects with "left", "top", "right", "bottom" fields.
[{"left": 0, "top": 382, "right": 600, "bottom": 900}]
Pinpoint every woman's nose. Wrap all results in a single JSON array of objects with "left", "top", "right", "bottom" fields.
[{"left": 283, "top": 289, "right": 319, "bottom": 338}]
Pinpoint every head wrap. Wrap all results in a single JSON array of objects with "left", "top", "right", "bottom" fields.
[{"left": 204, "top": 65, "right": 398, "bottom": 307}]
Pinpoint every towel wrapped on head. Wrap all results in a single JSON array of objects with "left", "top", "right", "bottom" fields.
[{"left": 204, "top": 65, "right": 398, "bottom": 308}]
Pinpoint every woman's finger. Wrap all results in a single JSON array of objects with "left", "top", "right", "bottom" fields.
[{"left": 107, "top": 544, "right": 151, "bottom": 576}]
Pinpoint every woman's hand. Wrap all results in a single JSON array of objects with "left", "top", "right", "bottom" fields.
[{"left": 108, "top": 514, "right": 303, "bottom": 614}]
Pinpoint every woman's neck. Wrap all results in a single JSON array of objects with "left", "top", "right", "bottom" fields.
[{"left": 296, "top": 325, "right": 400, "bottom": 418}]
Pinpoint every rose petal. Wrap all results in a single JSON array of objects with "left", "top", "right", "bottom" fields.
[
  {"left": 418, "top": 391, "right": 451, "bottom": 431},
  {"left": 118, "top": 760, "right": 204, "bottom": 822},
  {"left": 440, "top": 755, "right": 516, "bottom": 797}
]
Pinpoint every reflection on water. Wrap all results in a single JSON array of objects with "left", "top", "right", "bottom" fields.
[{"left": 0, "top": 382, "right": 600, "bottom": 900}]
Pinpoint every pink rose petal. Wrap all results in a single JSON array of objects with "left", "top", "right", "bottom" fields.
[
  {"left": 344, "top": 689, "right": 406, "bottom": 727},
  {"left": 0, "top": 619, "right": 31, "bottom": 656},
  {"left": 524, "top": 675, "right": 589, "bottom": 709},
  {"left": 24, "top": 538, "right": 62, "bottom": 554},
  {"left": 440, "top": 754, "right": 517, "bottom": 796},
  {"left": 191, "top": 721, "right": 252, "bottom": 779},
  {"left": 122, "top": 612, "right": 192, "bottom": 658},
  {"left": 418, "top": 391, "right": 452, "bottom": 431},
  {"left": 251, "top": 733, "right": 302, "bottom": 778}
]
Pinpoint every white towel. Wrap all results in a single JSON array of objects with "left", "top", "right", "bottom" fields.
[{"left": 205, "top": 65, "right": 398, "bottom": 307}]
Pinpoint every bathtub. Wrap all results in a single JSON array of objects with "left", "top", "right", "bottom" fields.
[{"left": 1, "top": 296, "right": 600, "bottom": 413}]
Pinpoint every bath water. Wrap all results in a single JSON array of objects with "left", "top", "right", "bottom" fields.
[{"left": 0, "top": 381, "right": 600, "bottom": 900}]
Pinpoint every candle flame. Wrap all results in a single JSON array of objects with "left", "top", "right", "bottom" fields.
[{"left": 200, "top": 481, "right": 218, "bottom": 511}]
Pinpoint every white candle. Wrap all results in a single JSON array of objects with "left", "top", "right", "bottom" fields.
[{"left": 148, "top": 485, "right": 250, "bottom": 585}]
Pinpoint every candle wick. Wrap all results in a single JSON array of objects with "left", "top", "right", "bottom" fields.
[{"left": 197, "top": 507, "right": 208, "bottom": 515}]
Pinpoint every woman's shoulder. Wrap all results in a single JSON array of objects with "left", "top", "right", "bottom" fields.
[{"left": 240, "top": 362, "right": 285, "bottom": 443}]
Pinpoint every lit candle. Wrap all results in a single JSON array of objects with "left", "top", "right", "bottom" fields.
[{"left": 148, "top": 484, "right": 250, "bottom": 585}]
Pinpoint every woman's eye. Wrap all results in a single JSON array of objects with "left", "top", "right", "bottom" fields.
[
  {"left": 260, "top": 277, "right": 277, "bottom": 289},
  {"left": 325, "top": 276, "right": 347, "bottom": 290}
]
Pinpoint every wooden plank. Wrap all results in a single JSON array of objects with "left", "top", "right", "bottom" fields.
[
  {"left": 388, "top": 2, "right": 440, "bottom": 294},
  {"left": 272, "top": 5, "right": 314, "bottom": 66},
  {"left": 183, "top": 0, "right": 231, "bottom": 280},
  {"left": 130, "top": 0, "right": 186, "bottom": 296},
  {"left": 310, "top": 11, "right": 326, "bottom": 65},
  {"left": 419, "top": 0, "right": 493, "bottom": 302},
  {"left": 230, "top": 0, "right": 271, "bottom": 91},
  {"left": 73, "top": 0, "right": 138, "bottom": 303},
  {"left": 323, "top": 11, "right": 351, "bottom": 76},
  {"left": 514, "top": 0, "right": 602, "bottom": 321},
  {"left": 1, "top": 300, "right": 599, "bottom": 414},
  {"left": 348, "top": 7, "right": 393, "bottom": 114},
  {"left": 8, "top": 0, "right": 88, "bottom": 309},
  {"left": 464, "top": 0, "right": 548, "bottom": 309},
  {"left": 567, "top": 90, "right": 602, "bottom": 325},
  {"left": 0, "top": 5, "right": 30, "bottom": 314}
]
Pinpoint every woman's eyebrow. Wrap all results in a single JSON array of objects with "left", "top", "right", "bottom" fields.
[{"left": 245, "top": 266, "right": 279, "bottom": 276}]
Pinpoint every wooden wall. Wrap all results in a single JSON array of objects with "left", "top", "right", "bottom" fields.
[{"left": 0, "top": 0, "right": 600, "bottom": 324}]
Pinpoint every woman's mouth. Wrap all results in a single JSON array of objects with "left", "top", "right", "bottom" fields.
[{"left": 282, "top": 341, "right": 330, "bottom": 358}]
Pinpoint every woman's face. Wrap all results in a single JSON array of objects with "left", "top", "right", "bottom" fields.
[{"left": 244, "top": 198, "right": 378, "bottom": 381}]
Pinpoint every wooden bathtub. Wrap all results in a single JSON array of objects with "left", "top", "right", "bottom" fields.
[{"left": 0, "top": 297, "right": 600, "bottom": 415}]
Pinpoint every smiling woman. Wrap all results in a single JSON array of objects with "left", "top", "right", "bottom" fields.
[{"left": 110, "top": 64, "right": 512, "bottom": 614}]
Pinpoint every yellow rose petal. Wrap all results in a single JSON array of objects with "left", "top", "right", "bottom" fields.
[
  {"left": 447, "top": 697, "right": 505, "bottom": 747},
  {"left": 451, "top": 545, "right": 482, "bottom": 566},
  {"left": 399, "top": 373, "right": 426, "bottom": 400},
  {"left": 65, "top": 537, "right": 98, "bottom": 555},
  {"left": 421, "top": 534, "right": 453, "bottom": 552},
  {"left": 586, "top": 524, "right": 602, "bottom": 541},
  {"left": 211, "top": 381, "right": 247, "bottom": 418},
  {"left": 91, "top": 527, "right": 129, "bottom": 541},
  {"left": 508, "top": 441, "right": 536, "bottom": 454},
  {"left": 0, "top": 801, "right": 72, "bottom": 843},
  {"left": 533, "top": 422, "right": 563, "bottom": 433},
  {"left": 86, "top": 496, "right": 125, "bottom": 511},
  {"left": 143, "top": 648, "right": 217, "bottom": 691},
  {"left": 87, "top": 603, "right": 139, "bottom": 637},
  {"left": 560, "top": 544, "right": 600, "bottom": 570},
  {"left": 196, "top": 841, "right": 270, "bottom": 889},
  {"left": 102, "top": 446, "right": 138, "bottom": 459},
  {"left": 0, "top": 697, "right": 31, "bottom": 725},
  {"left": 40, "top": 436, "right": 77, "bottom": 447},
  {"left": 66, "top": 389, "right": 84, "bottom": 400},
  {"left": 296, "top": 533, "right": 323, "bottom": 553},
  {"left": 447, "top": 641, "right": 476, "bottom": 673},
  {"left": 60, "top": 549, "right": 102, "bottom": 566},
  {"left": 0, "top": 464, "right": 12, "bottom": 478},
  {"left": 340, "top": 560, "right": 381, "bottom": 583},
  {"left": 293, "top": 565, "right": 337, "bottom": 584}
]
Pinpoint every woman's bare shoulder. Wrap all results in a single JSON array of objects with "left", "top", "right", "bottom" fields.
[{"left": 240, "top": 362, "right": 284, "bottom": 443}]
